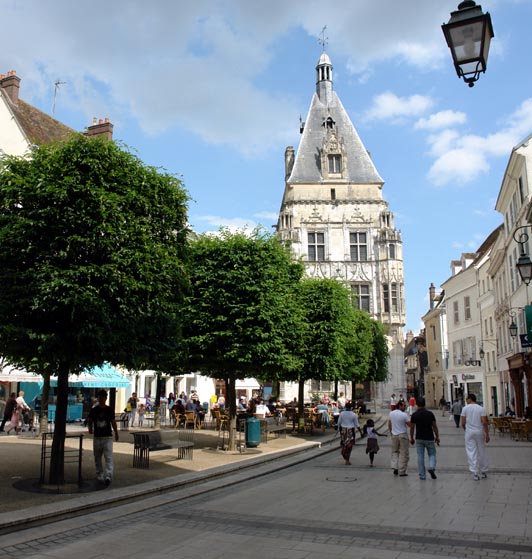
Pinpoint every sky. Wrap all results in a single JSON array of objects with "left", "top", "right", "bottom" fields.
[{"left": 1, "top": 0, "right": 531, "bottom": 335}]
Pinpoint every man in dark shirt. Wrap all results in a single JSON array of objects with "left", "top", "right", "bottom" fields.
[
  {"left": 88, "top": 389, "right": 118, "bottom": 486},
  {"left": 409, "top": 396, "right": 440, "bottom": 480}
]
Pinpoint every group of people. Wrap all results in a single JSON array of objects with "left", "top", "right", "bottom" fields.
[
  {"left": 337, "top": 393, "right": 490, "bottom": 482},
  {"left": 0, "top": 391, "right": 32, "bottom": 435},
  {"left": 337, "top": 402, "right": 387, "bottom": 466}
]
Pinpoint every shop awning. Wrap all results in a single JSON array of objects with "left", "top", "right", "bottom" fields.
[
  {"left": 0, "top": 366, "right": 43, "bottom": 384},
  {"left": 0, "top": 363, "right": 130, "bottom": 388},
  {"left": 51, "top": 364, "right": 130, "bottom": 388}
]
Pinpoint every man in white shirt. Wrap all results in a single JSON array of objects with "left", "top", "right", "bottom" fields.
[
  {"left": 388, "top": 400, "right": 411, "bottom": 476},
  {"left": 254, "top": 400, "right": 270, "bottom": 418},
  {"left": 461, "top": 393, "right": 490, "bottom": 480}
]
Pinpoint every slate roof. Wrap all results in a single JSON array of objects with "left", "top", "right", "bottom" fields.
[
  {"left": 287, "top": 62, "right": 383, "bottom": 185},
  {"left": 1, "top": 88, "right": 74, "bottom": 146}
]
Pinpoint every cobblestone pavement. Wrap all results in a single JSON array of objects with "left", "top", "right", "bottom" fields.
[{"left": 1, "top": 414, "right": 531, "bottom": 559}]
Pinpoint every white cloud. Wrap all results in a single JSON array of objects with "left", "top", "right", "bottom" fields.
[
  {"left": 364, "top": 92, "right": 434, "bottom": 122},
  {"left": 426, "top": 98, "right": 532, "bottom": 186},
  {"left": 0, "top": 1, "right": 457, "bottom": 156},
  {"left": 428, "top": 148, "right": 489, "bottom": 186},
  {"left": 193, "top": 215, "right": 258, "bottom": 233},
  {"left": 415, "top": 110, "right": 467, "bottom": 130}
]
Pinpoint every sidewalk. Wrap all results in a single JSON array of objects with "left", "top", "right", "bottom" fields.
[
  {"left": 3, "top": 409, "right": 531, "bottom": 538},
  {"left": 0, "top": 415, "right": 342, "bottom": 530}
]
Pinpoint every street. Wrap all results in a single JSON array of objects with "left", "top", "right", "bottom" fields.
[{"left": 1, "top": 415, "right": 531, "bottom": 559}]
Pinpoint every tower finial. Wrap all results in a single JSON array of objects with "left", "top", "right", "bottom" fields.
[{"left": 318, "top": 25, "right": 328, "bottom": 51}]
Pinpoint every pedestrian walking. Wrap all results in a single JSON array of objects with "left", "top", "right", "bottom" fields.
[
  {"left": 137, "top": 403, "right": 146, "bottom": 427},
  {"left": 407, "top": 395, "right": 416, "bottom": 416},
  {"left": 0, "top": 392, "right": 17, "bottom": 433},
  {"left": 337, "top": 402, "right": 364, "bottom": 465},
  {"left": 87, "top": 389, "right": 119, "bottom": 486},
  {"left": 461, "top": 393, "right": 489, "bottom": 481},
  {"left": 451, "top": 399, "right": 463, "bottom": 428},
  {"left": 390, "top": 393, "right": 397, "bottom": 411},
  {"left": 409, "top": 396, "right": 440, "bottom": 480},
  {"left": 388, "top": 400, "right": 411, "bottom": 476},
  {"left": 439, "top": 396, "right": 447, "bottom": 417},
  {"left": 126, "top": 392, "right": 138, "bottom": 427},
  {"left": 364, "top": 418, "right": 387, "bottom": 466}
]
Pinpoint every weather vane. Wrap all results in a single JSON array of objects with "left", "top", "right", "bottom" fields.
[{"left": 318, "top": 25, "right": 328, "bottom": 51}]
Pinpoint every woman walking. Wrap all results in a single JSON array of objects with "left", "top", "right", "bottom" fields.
[{"left": 337, "top": 402, "right": 364, "bottom": 465}]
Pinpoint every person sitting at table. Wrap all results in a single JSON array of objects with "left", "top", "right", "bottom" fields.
[
  {"left": 254, "top": 400, "right": 270, "bottom": 417},
  {"left": 188, "top": 397, "right": 205, "bottom": 426},
  {"left": 172, "top": 399, "right": 186, "bottom": 426},
  {"left": 267, "top": 398, "right": 277, "bottom": 414},
  {"left": 315, "top": 400, "right": 331, "bottom": 428},
  {"left": 504, "top": 406, "right": 516, "bottom": 417},
  {"left": 237, "top": 397, "right": 247, "bottom": 411},
  {"left": 247, "top": 398, "right": 257, "bottom": 414}
]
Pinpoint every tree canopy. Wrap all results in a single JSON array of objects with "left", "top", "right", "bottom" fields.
[
  {"left": 0, "top": 135, "right": 189, "bottom": 482},
  {"left": 179, "top": 228, "right": 305, "bottom": 448},
  {"left": 181, "top": 228, "right": 305, "bottom": 378}
]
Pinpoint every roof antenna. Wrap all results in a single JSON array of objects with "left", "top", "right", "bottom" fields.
[
  {"left": 318, "top": 25, "right": 328, "bottom": 51},
  {"left": 52, "top": 80, "right": 67, "bottom": 117}
]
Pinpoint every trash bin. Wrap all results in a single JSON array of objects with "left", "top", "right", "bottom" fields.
[{"left": 246, "top": 417, "right": 261, "bottom": 448}]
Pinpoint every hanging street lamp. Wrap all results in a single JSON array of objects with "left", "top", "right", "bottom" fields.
[
  {"left": 442, "top": 1, "right": 494, "bottom": 87},
  {"left": 513, "top": 225, "right": 532, "bottom": 286}
]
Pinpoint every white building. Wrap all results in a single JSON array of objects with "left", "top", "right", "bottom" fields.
[{"left": 275, "top": 52, "right": 406, "bottom": 405}]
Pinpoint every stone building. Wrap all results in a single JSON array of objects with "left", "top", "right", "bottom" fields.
[{"left": 275, "top": 52, "right": 406, "bottom": 405}]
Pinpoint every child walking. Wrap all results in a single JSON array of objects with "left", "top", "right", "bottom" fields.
[
  {"left": 137, "top": 403, "right": 146, "bottom": 427},
  {"left": 364, "top": 418, "right": 387, "bottom": 466}
]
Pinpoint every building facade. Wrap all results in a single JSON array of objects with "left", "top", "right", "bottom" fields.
[
  {"left": 275, "top": 52, "right": 406, "bottom": 404},
  {"left": 423, "top": 135, "right": 532, "bottom": 416}
]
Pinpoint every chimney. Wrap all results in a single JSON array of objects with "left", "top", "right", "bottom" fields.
[
  {"left": 429, "top": 282, "right": 435, "bottom": 310},
  {"left": 1, "top": 70, "right": 21, "bottom": 104},
  {"left": 84, "top": 117, "right": 114, "bottom": 141}
]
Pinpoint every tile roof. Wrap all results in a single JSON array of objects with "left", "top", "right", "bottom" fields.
[
  {"left": 287, "top": 90, "right": 383, "bottom": 185},
  {"left": 1, "top": 88, "right": 74, "bottom": 146}
]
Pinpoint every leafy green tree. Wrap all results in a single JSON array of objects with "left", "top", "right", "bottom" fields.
[
  {"left": 367, "top": 319, "right": 389, "bottom": 382},
  {"left": 286, "top": 278, "right": 359, "bottom": 424},
  {"left": 180, "top": 228, "right": 304, "bottom": 449},
  {"left": 0, "top": 135, "right": 189, "bottom": 483}
]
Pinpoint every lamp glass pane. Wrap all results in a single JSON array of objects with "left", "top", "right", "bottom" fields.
[{"left": 448, "top": 20, "right": 484, "bottom": 62}]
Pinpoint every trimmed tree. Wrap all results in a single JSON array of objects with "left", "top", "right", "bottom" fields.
[
  {"left": 0, "top": 135, "right": 189, "bottom": 484},
  {"left": 180, "top": 228, "right": 305, "bottom": 449},
  {"left": 285, "top": 278, "right": 361, "bottom": 425}
]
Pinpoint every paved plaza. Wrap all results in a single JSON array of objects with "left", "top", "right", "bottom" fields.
[{"left": 0, "top": 412, "right": 531, "bottom": 558}]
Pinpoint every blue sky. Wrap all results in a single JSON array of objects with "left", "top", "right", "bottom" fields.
[{"left": 1, "top": 0, "right": 531, "bottom": 334}]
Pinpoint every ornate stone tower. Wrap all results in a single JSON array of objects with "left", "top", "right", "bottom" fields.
[{"left": 276, "top": 52, "right": 406, "bottom": 404}]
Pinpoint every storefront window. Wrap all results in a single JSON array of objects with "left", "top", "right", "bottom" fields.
[{"left": 467, "top": 382, "right": 483, "bottom": 406}]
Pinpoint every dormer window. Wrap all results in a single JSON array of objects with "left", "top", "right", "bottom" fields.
[
  {"left": 324, "top": 116, "right": 335, "bottom": 129},
  {"left": 328, "top": 154, "right": 341, "bottom": 174}
]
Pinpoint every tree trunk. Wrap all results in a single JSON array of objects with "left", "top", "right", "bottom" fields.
[
  {"left": 39, "top": 370, "right": 50, "bottom": 435},
  {"left": 49, "top": 362, "right": 69, "bottom": 485},
  {"left": 334, "top": 379, "right": 338, "bottom": 401},
  {"left": 298, "top": 379, "right": 305, "bottom": 432},
  {"left": 227, "top": 375, "right": 237, "bottom": 451},
  {"left": 155, "top": 374, "right": 161, "bottom": 429}
]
